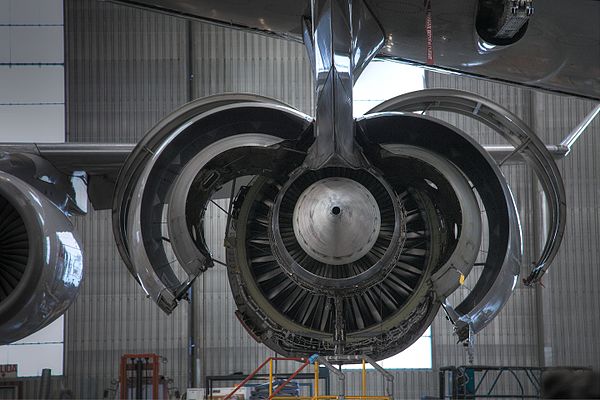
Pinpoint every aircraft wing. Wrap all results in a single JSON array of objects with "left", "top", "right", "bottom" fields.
[{"left": 106, "top": 0, "right": 600, "bottom": 100}]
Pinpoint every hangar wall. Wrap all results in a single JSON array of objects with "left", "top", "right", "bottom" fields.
[
  {"left": 426, "top": 73, "right": 600, "bottom": 371},
  {"left": 65, "top": 2, "right": 189, "bottom": 396},
  {"left": 531, "top": 91, "right": 600, "bottom": 368},
  {"left": 63, "top": 0, "right": 600, "bottom": 398}
]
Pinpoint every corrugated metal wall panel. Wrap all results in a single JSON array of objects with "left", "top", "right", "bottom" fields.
[
  {"left": 65, "top": 0, "right": 188, "bottom": 143},
  {"left": 531, "top": 92, "right": 600, "bottom": 369},
  {"left": 65, "top": 0, "right": 190, "bottom": 397},
  {"left": 191, "top": 23, "right": 314, "bottom": 114},
  {"left": 67, "top": 210, "right": 188, "bottom": 398},
  {"left": 330, "top": 370, "right": 437, "bottom": 399}
]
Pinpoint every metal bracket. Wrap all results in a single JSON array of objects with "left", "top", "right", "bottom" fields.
[
  {"left": 465, "top": 326, "right": 476, "bottom": 365},
  {"left": 511, "top": 0, "right": 534, "bottom": 16},
  {"left": 496, "top": 0, "right": 533, "bottom": 39}
]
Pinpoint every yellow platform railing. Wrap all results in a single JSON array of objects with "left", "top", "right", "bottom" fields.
[
  {"left": 225, "top": 354, "right": 392, "bottom": 400},
  {"left": 267, "top": 357, "right": 392, "bottom": 400}
]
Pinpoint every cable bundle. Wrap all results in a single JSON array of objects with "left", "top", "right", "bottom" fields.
[{"left": 249, "top": 380, "right": 299, "bottom": 399}]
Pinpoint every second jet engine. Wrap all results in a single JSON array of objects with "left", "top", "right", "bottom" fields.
[{"left": 0, "top": 154, "right": 85, "bottom": 344}]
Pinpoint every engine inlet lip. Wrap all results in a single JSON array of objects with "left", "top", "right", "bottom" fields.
[
  {"left": 269, "top": 166, "right": 405, "bottom": 296},
  {"left": 0, "top": 173, "right": 44, "bottom": 325}
]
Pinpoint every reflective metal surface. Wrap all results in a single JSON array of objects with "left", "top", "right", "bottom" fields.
[
  {"left": 108, "top": 0, "right": 600, "bottom": 100},
  {"left": 560, "top": 103, "right": 600, "bottom": 154},
  {"left": 0, "top": 152, "right": 87, "bottom": 215},
  {"left": 292, "top": 177, "right": 381, "bottom": 265},
  {"left": 270, "top": 166, "right": 405, "bottom": 296},
  {"left": 379, "top": 144, "right": 482, "bottom": 299},
  {"left": 166, "top": 133, "right": 286, "bottom": 279},
  {"left": 112, "top": 94, "right": 291, "bottom": 287},
  {"left": 0, "top": 144, "right": 132, "bottom": 176},
  {"left": 0, "top": 171, "right": 84, "bottom": 344},
  {"left": 112, "top": 94, "right": 313, "bottom": 313},
  {"left": 304, "top": 0, "right": 384, "bottom": 168},
  {"left": 369, "top": 89, "right": 565, "bottom": 285},
  {"left": 357, "top": 112, "right": 523, "bottom": 339},
  {"left": 0, "top": 144, "right": 135, "bottom": 210}
]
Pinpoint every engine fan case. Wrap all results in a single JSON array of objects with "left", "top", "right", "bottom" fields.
[
  {"left": 227, "top": 110, "right": 518, "bottom": 359},
  {"left": 0, "top": 171, "right": 84, "bottom": 344}
]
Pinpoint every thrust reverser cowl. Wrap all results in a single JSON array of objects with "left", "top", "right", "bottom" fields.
[{"left": 0, "top": 171, "right": 84, "bottom": 345}]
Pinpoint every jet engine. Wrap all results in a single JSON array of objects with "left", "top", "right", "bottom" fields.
[
  {"left": 225, "top": 112, "right": 516, "bottom": 359},
  {"left": 0, "top": 159, "right": 84, "bottom": 344},
  {"left": 111, "top": 89, "right": 564, "bottom": 360},
  {"left": 110, "top": 0, "right": 565, "bottom": 361}
]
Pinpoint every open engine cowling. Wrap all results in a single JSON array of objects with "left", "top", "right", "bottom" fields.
[
  {"left": 112, "top": 89, "right": 564, "bottom": 360},
  {"left": 0, "top": 171, "right": 84, "bottom": 344}
]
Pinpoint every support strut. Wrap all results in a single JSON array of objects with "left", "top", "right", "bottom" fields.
[{"left": 304, "top": 0, "right": 384, "bottom": 169}]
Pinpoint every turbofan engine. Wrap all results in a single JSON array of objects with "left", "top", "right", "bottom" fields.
[
  {"left": 226, "top": 112, "right": 516, "bottom": 358},
  {"left": 111, "top": 0, "right": 563, "bottom": 362},
  {"left": 111, "top": 89, "right": 564, "bottom": 360},
  {"left": 0, "top": 154, "right": 84, "bottom": 344}
]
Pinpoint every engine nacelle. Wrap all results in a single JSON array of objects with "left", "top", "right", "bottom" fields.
[
  {"left": 112, "top": 90, "right": 565, "bottom": 361},
  {"left": 0, "top": 170, "right": 84, "bottom": 344}
]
